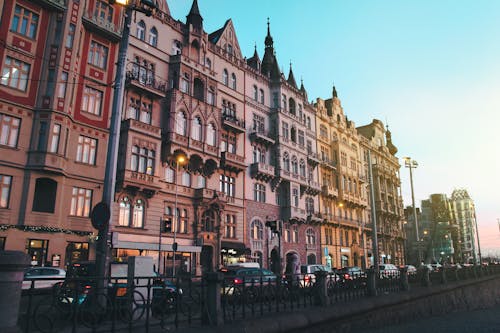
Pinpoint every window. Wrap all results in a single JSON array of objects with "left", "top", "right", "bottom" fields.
[
  {"left": 171, "top": 40, "right": 182, "bottom": 55},
  {"left": 298, "top": 130, "right": 305, "bottom": 147},
  {"left": 306, "top": 197, "right": 314, "bottom": 215},
  {"left": 282, "top": 122, "right": 289, "bottom": 141},
  {"left": 291, "top": 156, "right": 298, "bottom": 174},
  {"left": 320, "top": 125, "right": 328, "bottom": 139},
  {"left": 0, "top": 174, "right": 12, "bottom": 208},
  {"left": 137, "top": 20, "right": 145, "bottom": 40},
  {"left": 118, "top": 197, "right": 144, "bottom": 228},
  {"left": 219, "top": 174, "right": 235, "bottom": 197},
  {"left": 177, "top": 208, "right": 188, "bottom": 233},
  {"left": 196, "top": 175, "right": 205, "bottom": 189},
  {"left": 253, "top": 85, "right": 258, "bottom": 101},
  {"left": 49, "top": 124, "right": 61, "bottom": 154},
  {"left": 193, "top": 78, "right": 204, "bottom": 100},
  {"left": 82, "top": 86, "right": 103, "bottom": 116},
  {"left": 252, "top": 114, "right": 265, "bottom": 133},
  {"left": 191, "top": 116, "right": 202, "bottom": 141},
  {"left": 33, "top": 178, "right": 57, "bottom": 213},
  {"left": 10, "top": 5, "right": 39, "bottom": 39},
  {"left": 37, "top": 121, "right": 47, "bottom": 151},
  {"left": 325, "top": 228, "right": 333, "bottom": 245},
  {"left": 283, "top": 152, "right": 290, "bottom": 172},
  {"left": 299, "top": 160, "right": 306, "bottom": 177},
  {"left": 1, "top": 56, "right": 30, "bottom": 91},
  {"left": 69, "top": 186, "right": 92, "bottom": 217},
  {"left": 225, "top": 214, "right": 236, "bottom": 238},
  {"left": 207, "top": 87, "right": 215, "bottom": 105},
  {"left": 149, "top": 27, "right": 158, "bottom": 46},
  {"left": 180, "top": 76, "right": 189, "bottom": 93},
  {"left": 205, "top": 58, "right": 211, "bottom": 69},
  {"left": 306, "top": 228, "right": 316, "bottom": 245},
  {"left": 57, "top": 72, "right": 68, "bottom": 99},
  {"left": 76, "top": 135, "right": 97, "bottom": 165},
  {"left": 0, "top": 113, "right": 20, "bottom": 147},
  {"left": 66, "top": 24, "right": 75, "bottom": 49},
  {"left": 292, "top": 188, "right": 299, "bottom": 207},
  {"left": 140, "top": 102, "right": 152, "bottom": 124},
  {"left": 259, "top": 89, "right": 265, "bottom": 104},
  {"left": 175, "top": 111, "right": 187, "bottom": 135},
  {"left": 131, "top": 146, "right": 155, "bottom": 175},
  {"left": 222, "top": 69, "right": 228, "bottom": 85},
  {"left": 282, "top": 94, "right": 287, "bottom": 110},
  {"left": 165, "top": 167, "right": 174, "bottom": 183},
  {"left": 95, "top": 0, "right": 113, "bottom": 22},
  {"left": 289, "top": 98, "right": 296, "bottom": 115},
  {"left": 251, "top": 220, "right": 263, "bottom": 240},
  {"left": 202, "top": 210, "right": 216, "bottom": 232},
  {"left": 284, "top": 224, "right": 291, "bottom": 242},
  {"left": 231, "top": 73, "right": 236, "bottom": 89},
  {"left": 181, "top": 171, "right": 190, "bottom": 187},
  {"left": 88, "top": 41, "right": 108, "bottom": 69},
  {"left": 254, "top": 183, "right": 266, "bottom": 202},
  {"left": 292, "top": 225, "right": 298, "bottom": 243},
  {"left": 206, "top": 123, "right": 216, "bottom": 146}
]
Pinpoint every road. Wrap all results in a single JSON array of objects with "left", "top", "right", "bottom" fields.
[{"left": 355, "top": 304, "right": 500, "bottom": 333}]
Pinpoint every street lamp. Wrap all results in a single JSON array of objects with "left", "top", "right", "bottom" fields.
[
  {"left": 403, "top": 157, "right": 421, "bottom": 264},
  {"left": 95, "top": 0, "right": 156, "bottom": 281},
  {"left": 173, "top": 152, "right": 188, "bottom": 277}
]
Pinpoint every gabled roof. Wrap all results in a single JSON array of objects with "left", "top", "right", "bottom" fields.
[{"left": 208, "top": 19, "right": 243, "bottom": 59}]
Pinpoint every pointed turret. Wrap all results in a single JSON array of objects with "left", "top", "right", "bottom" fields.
[
  {"left": 287, "top": 63, "right": 298, "bottom": 88},
  {"left": 186, "top": 0, "right": 203, "bottom": 30},
  {"left": 261, "top": 18, "right": 276, "bottom": 77},
  {"left": 332, "top": 84, "right": 338, "bottom": 98},
  {"left": 385, "top": 124, "right": 398, "bottom": 155},
  {"left": 300, "top": 78, "right": 308, "bottom": 100},
  {"left": 265, "top": 18, "right": 274, "bottom": 50},
  {"left": 247, "top": 44, "right": 261, "bottom": 70}
]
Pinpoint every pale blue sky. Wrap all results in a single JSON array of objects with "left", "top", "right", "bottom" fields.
[{"left": 168, "top": 1, "right": 500, "bottom": 251}]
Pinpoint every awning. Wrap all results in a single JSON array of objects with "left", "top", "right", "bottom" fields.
[{"left": 221, "top": 241, "right": 249, "bottom": 256}]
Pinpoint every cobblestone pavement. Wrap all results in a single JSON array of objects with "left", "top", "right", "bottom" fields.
[{"left": 355, "top": 304, "right": 500, "bottom": 333}]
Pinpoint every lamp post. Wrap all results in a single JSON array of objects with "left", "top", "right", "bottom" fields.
[
  {"left": 94, "top": 0, "right": 156, "bottom": 281},
  {"left": 173, "top": 153, "right": 187, "bottom": 277},
  {"left": 367, "top": 150, "right": 379, "bottom": 276},
  {"left": 403, "top": 157, "right": 421, "bottom": 264}
]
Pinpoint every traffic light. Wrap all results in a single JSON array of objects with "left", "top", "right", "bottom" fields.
[{"left": 162, "top": 218, "right": 172, "bottom": 233}]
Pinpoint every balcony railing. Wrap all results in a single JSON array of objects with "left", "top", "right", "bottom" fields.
[
  {"left": 221, "top": 114, "right": 245, "bottom": 133},
  {"left": 32, "top": 0, "right": 66, "bottom": 11},
  {"left": 249, "top": 130, "right": 275, "bottom": 146},
  {"left": 82, "top": 10, "right": 122, "bottom": 42},
  {"left": 126, "top": 71, "right": 168, "bottom": 97},
  {"left": 250, "top": 162, "right": 275, "bottom": 182}
]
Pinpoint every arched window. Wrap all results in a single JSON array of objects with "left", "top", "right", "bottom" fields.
[
  {"left": 253, "top": 85, "right": 258, "bottom": 101},
  {"left": 175, "top": 111, "right": 186, "bottom": 135},
  {"left": 307, "top": 253, "right": 316, "bottom": 265},
  {"left": 291, "top": 156, "right": 298, "bottom": 174},
  {"left": 132, "top": 199, "right": 144, "bottom": 228},
  {"left": 205, "top": 58, "right": 211, "bottom": 69},
  {"left": 222, "top": 69, "right": 228, "bottom": 85},
  {"left": 283, "top": 152, "right": 290, "bottom": 172},
  {"left": 193, "top": 78, "right": 204, "bottom": 101},
  {"left": 149, "top": 27, "right": 158, "bottom": 46},
  {"left": 191, "top": 116, "right": 202, "bottom": 141},
  {"left": 202, "top": 210, "right": 216, "bottom": 232},
  {"left": 289, "top": 98, "right": 296, "bottom": 115},
  {"left": 118, "top": 197, "right": 131, "bottom": 226},
  {"left": 292, "top": 188, "right": 299, "bottom": 207},
  {"left": 251, "top": 220, "right": 264, "bottom": 240},
  {"left": 206, "top": 123, "right": 216, "bottom": 146},
  {"left": 306, "top": 228, "right": 316, "bottom": 245},
  {"left": 290, "top": 127, "right": 296, "bottom": 143},
  {"left": 137, "top": 20, "right": 145, "bottom": 40},
  {"left": 299, "top": 159, "right": 306, "bottom": 177},
  {"left": 259, "top": 89, "right": 265, "bottom": 104},
  {"left": 252, "top": 146, "right": 258, "bottom": 163},
  {"left": 231, "top": 73, "right": 236, "bottom": 89},
  {"left": 292, "top": 225, "right": 298, "bottom": 243}
]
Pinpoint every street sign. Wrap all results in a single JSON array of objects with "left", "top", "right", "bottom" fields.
[{"left": 90, "top": 202, "right": 110, "bottom": 231}]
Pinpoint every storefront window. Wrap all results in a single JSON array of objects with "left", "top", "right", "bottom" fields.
[
  {"left": 65, "top": 242, "right": 89, "bottom": 265},
  {"left": 26, "top": 239, "right": 49, "bottom": 266}
]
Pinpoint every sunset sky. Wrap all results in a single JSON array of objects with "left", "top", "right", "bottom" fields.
[{"left": 168, "top": 0, "right": 500, "bottom": 253}]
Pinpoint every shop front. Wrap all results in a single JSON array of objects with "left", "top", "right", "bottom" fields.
[{"left": 221, "top": 241, "right": 250, "bottom": 267}]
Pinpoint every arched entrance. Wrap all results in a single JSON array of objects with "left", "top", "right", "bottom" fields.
[
  {"left": 307, "top": 253, "right": 316, "bottom": 264},
  {"left": 200, "top": 245, "right": 213, "bottom": 273}
]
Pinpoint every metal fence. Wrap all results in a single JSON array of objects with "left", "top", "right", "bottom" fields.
[{"left": 18, "top": 265, "right": 500, "bottom": 332}]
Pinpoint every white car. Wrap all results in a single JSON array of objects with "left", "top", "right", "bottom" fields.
[
  {"left": 372, "top": 264, "right": 400, "bottom": 278},
  {"left": 22, "top": 267, "right": 66, "bottom": 290}
]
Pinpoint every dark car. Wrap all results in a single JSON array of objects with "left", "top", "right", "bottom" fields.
[
  {"left": 339, "top": 266, "right": 364, "bottom": 281},
  {"left": 220, "top": 267, "right": 277, "bottom": 296}
]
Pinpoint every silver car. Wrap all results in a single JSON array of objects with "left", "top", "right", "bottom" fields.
[{"left": 22, "top": 267, "right": 66, "bottom": 290}]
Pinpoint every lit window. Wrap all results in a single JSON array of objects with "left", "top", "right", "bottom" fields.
[
  {"left": 137, "top": 20, "right": 145, "bottom": 40},
  {"left": 0, "top": 113, "right": 20, "bottom": 147},
  {"left": 57, "top": 72, "right": 68, "bottom": 99},
  {"left": 1, "top": 56, "right": 30, "bottom": 91},
  {"left": 76, "top": 135, "right": 97, "bottom": 165},
  {"left": 149, "top": 27, "right": 158, "bottom": 46},
  {"left": 81, "top": 86, "right": 103, "bottom": 116},
  {"left": 131, "top": 146, "right": 155, "bottom": 174},
  {"left": 0, "top": 174, "right": 12, "bottom": 208},
  {"left": 70, "top": 187, "right": 92, "bottom": 217},
  {"left": 253, "top": 183, "right": 266, "bottom": 203},
  {"left": 251, "top": 220, "right": 263, "bottom": 240},
  {"left": 49, "top": 124, "right": 61, "bottom": 154}
]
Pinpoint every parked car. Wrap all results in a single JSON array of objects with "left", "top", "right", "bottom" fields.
[
  {"left": 220, "top": 267, "right": 277, "bottom": 296},
  {"left": 371, "top": 264, "right": 400, "bottom": 278},
  {"left": 431, "top": 263, "right": 443, "bottom": 271},
  {"left": 22, "top": 267, "right": 66, "bottom": 290},
  {"left": 295, "top": 264, "right": 340, "bottom": 287},
  {"left": 404, "top": 265, "right": 417, "bottom": 275},
  {"left": 339, "top": 266, "right": 364, "bottom": 281}
]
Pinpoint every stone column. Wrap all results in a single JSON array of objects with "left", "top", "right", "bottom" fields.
[
  {"left": 203, "top": 272, "right": 223, "bottom": 326},
  {"left": 314, "top": 271, "right": 329, "bottom": 306},
  {"left": 0, "top": 251, "right": 30, "bottom": 333}
]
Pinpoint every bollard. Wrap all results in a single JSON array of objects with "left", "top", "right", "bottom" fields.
[
  {"left": 440, "top": 267, "right": 447, "bottom": 284},
  {"left": 203, "top": 272, "right": 223, "bottom": 326},
  {"left": 0, "top": 251, "right": 30, "bottom": 333},
  {"left": 367, "top": 269, "right": 377, "bottom": 296},
  {"left": 399, "top": 267, "right": 409, "bottom": 291},
  {"left": 421, "top": 265, "right": 431, "bottom": 287},
  {"left": 314, "top": 270, "right": 329, "bottom": 306}
]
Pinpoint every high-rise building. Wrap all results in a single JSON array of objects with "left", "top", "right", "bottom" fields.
[{"left": 450, "top": 189, "right": 478, "bottom": 264}]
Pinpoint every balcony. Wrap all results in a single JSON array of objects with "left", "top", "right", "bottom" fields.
[
  {"left": 301, "top": 180, "right": 321, "bottom": 196},
  {"left": 249, "top": 130, "right": 275, "bottom": 146},
  {"left": 126, "top": 71, "right": 168, "bottom": 98},
  {"left": 281, "top": 206, "right": 307, "bottom": 223},
  {"left": 27, "top": 152, "right": 67, "bottom": 174},
  {"left": 194, "top": 188, "right": 216, "bottom": 200},
  {"left": 307, "top": 212, "right": 324, "bottom": 224},
  {"left": 321, "top": 185, "right": 338, "bottom": 198},
  {"left": 32, "top": 0, "right": 66, "bottom": 11},
  {"left": 121, "top": 169, "right": 162, "bottom": 196},
  {"left": 220, "top": 152, "right": 246, "bottom": 174},
  {"left": 307, "top": 151, "right": 321, "bottom": 167},
  {"left": 82, "top": 10, "right": 122, "bottom": 42},
  {"left": 122, "top": 119, "right": 161, "bottom": 139},
  {"left": 250, "top": 162, "right": 275, "bottom": 182},
  {"left": 221, "top": 114, "right": 245, "bottom": 133},
  {"left": 321, "top": 157, "right": 336, "bottom": 170}
]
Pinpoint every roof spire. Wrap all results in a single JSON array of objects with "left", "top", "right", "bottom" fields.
[
  {"left": 332, "top": 83, "right": 338, "bottom": 98},
  {"left": 186, "top": 0, "right": 203, "bottom": 30},
  {"left": 265, "top": 17, "right": 274, "bottom": 49},
  {"left": 287, "top": 62, "right": 297, "bottom": 88}
]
